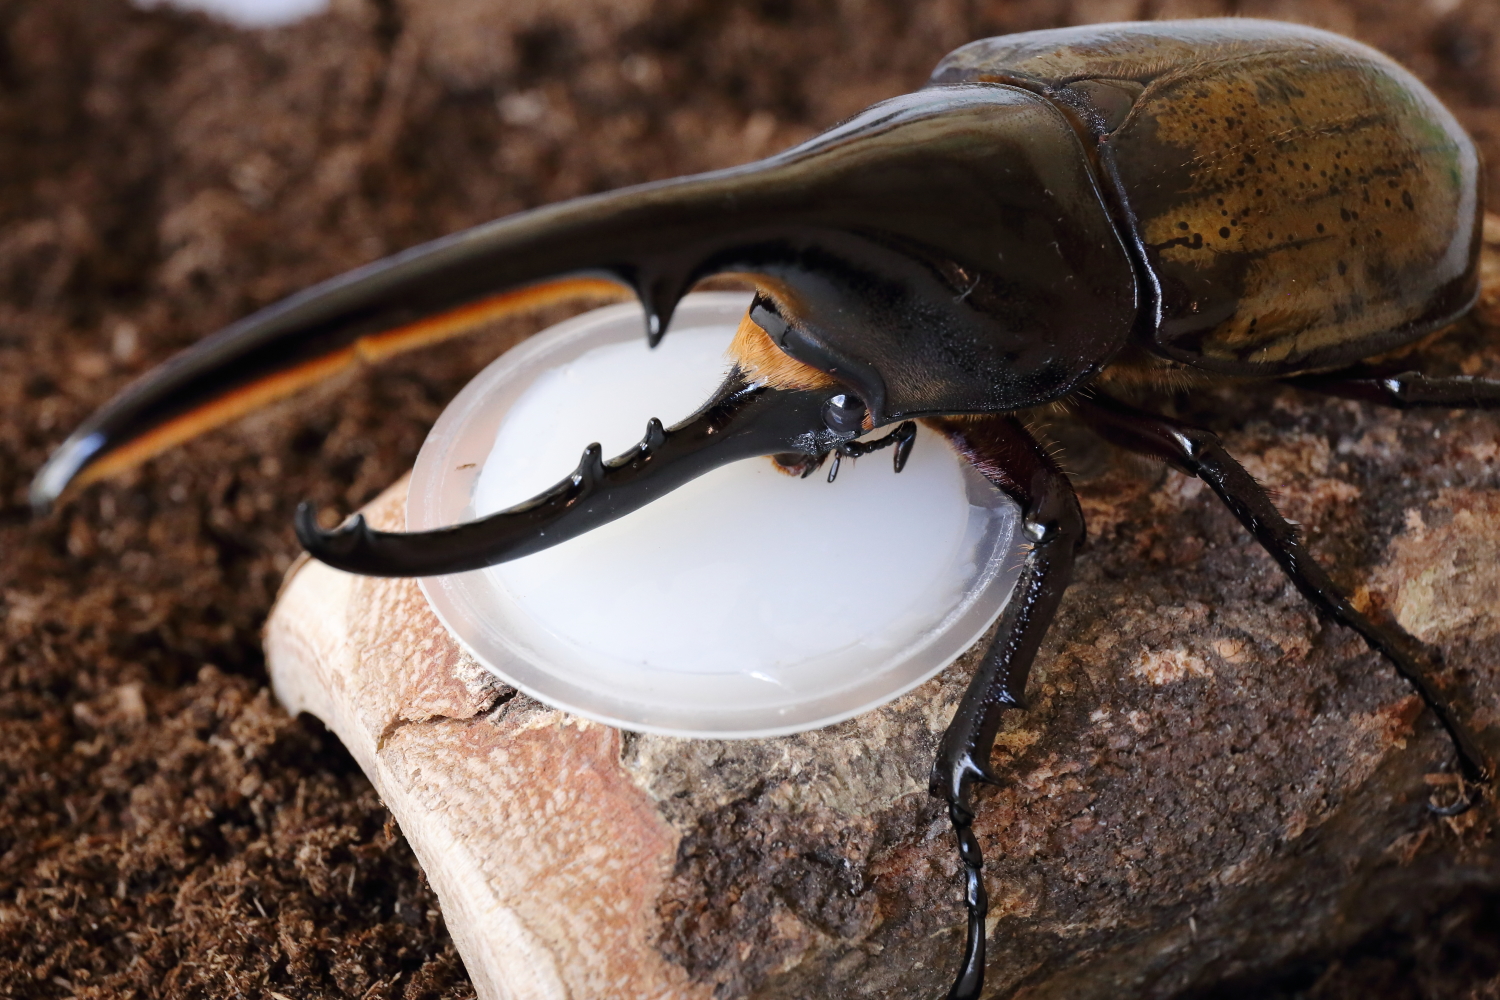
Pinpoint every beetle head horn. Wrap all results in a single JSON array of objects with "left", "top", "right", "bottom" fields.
[
  {"left": 34, "top": 82, "right": 1134, "bottom": 575},
  {"left": 294, "top": 305, "right": 909, "bottom": 574}
]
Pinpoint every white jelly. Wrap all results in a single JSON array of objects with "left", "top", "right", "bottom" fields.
[{"left": 410, "top": 293, "right": 1024, "bottom": 737}]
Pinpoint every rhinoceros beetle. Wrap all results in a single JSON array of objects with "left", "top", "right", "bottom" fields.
[{"left": 32, "top": 18, "right": 1497, "bottom": 1000}]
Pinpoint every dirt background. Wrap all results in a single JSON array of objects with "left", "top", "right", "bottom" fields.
[{"left": 5, "top": 0, "right": 1500, "bottom": 998}]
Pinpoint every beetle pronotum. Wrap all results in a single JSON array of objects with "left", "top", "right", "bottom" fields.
[{"left": 32, "top": 19, "right": 1496, "bottom": 999}]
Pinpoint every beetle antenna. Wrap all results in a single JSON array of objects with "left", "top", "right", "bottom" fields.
[{"left": 825, "top": 420, "right": 917, "bottom": 477}]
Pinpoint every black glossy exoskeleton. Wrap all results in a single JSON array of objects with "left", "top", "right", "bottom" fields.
[{"left": 32, "top": 19, "right": 1498, "bottom": 999}]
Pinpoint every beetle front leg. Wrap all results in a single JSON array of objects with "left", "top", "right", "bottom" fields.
[
  {"left": 1075, "top": 392, "right": 1492, "bottom": 805},
  {"left": 924, "top": 415, "right": 1083, "bottom": 1000}
]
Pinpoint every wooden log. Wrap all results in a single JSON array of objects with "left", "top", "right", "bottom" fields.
[
  {"left": 265, "top": 239, "right": 1500, "bottom": 998},
  {"left": 265, "top": 483, "right": 700, "bottom": 1000}
]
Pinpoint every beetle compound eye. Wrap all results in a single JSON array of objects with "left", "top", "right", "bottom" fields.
[{"left": 822, "top": 393, "right": 867, "bottom": 434}]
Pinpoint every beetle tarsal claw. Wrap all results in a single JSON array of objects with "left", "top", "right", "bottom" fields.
[
  {"left": 1427, "top": 768, "right": 1485, "bottom": 816},
  {"left": 1429, "top": 788, "right": 1481, "bottom": 817}
]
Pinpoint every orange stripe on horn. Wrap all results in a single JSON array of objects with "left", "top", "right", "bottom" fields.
[
  {"left": 75, "top": 348, "right": 357, "bottom": 488},
  {"left": 74, "top": 276, "right": 631, "bottom": 489},
  {"left": 356, "top": 276, "right": 628, "bottom": 363}
]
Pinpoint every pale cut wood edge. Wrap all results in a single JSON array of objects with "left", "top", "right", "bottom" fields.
[{"left": 263, "top": 476, "right": 712, "bottom": 1000}]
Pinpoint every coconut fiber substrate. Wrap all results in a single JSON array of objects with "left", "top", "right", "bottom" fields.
[{"left": 6, "top": 0, "right": 1500, "bottom": 998}]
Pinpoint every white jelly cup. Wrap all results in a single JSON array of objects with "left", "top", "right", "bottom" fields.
[{"left": 410, "top": 292, "right": 1024, "bottom": 738}]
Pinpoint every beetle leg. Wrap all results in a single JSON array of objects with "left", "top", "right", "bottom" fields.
[
  {"left": 1284, "top": 367, "right": 1500, "bottom": 408},
  {"left": 924, "top": 415, "right": 1083, "bottom": 1000},
  {"left": 1075, "top": 392, "right": 1492, "bottom": 808}
]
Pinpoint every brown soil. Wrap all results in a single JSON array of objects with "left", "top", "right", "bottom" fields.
[{"left": 4, "top": 0, "right": 1500, "bottom": 998}]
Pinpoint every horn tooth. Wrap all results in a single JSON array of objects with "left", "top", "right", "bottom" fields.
[
  {"left": 645, "top": 313, "right": 666, "bottom": 348},
  {"left": 639, "top": 278, "right": 683, "bottom": 348},
  {"left": 641, "top": 417, "right": 666, "bottom": 454},
  {"left": 576, "top": 443, "right": 605, "bottom": 490}
]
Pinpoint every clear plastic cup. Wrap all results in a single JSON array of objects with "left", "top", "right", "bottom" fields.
[{"left": 410, "top": 292, "right": 1024, "bottom": 737}]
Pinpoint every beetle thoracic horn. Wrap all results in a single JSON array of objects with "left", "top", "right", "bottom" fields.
[{"left": 31, "top": 82, "right": 1135, "bottom": 518}]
